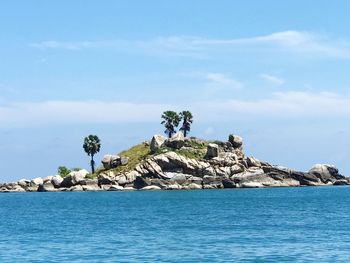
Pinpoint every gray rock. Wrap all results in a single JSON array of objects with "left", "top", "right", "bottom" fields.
[
  {"left": 133, "top": 176, "right": 152, "bottom": 189},
  {"left": 37, "top": 182, "right": 55, "bottom": 192},
  {"left": 68, "top": 185, "right": 84, "bottom": 191},
  {"left": 229, "top": 135, "right": 243, "bottom": 148},
  {"left": 140, "top": 185, "right": 161, "bottom": 191},
  {"left": 82, "top": 185, "right": 101, "bottom": 191},
  {"left": 18, "top": 179, "right": 30, "bottom": 188},
  {"left": 334, "top": 179, "right": 349, "bottom": 186},
  {"left": 108, "top": 185, "right": 124, "bottom": 191},
  {"left": 98, "top": 172, "right": 116, "bottom": 185},
  {"left": 120, "top": 157, "right": 129, "bottom": 166},
  {"left": 240, "top": 182, "right": 264, "bottom": 188},
  {"left": 165, "top": 132, "right": 185, "bottom": 149},
  {"left": 61, "top": 169, "right": 89, "bottom": 188},
  {"left": 51, "top": 175, "right": 63, "bottom": 188},
  {"left": 31, "top": 177, "right": 43, "bottom": 185},
  {"left": 101, "top": 154, "right": 121, "bottom": 169},
  {"left": 170, "top": 173, "right": 191, "bottom": 185},
  {"left": 309, "top": 164, "right": 344, "bottom": 183},
  {"left": 150, "top": 135, "right": 166, "bottom": 153},
  {"left": 246, "top": 157, "right": 261, "bottom": 167},
  {"left": 206, "top": 143, "right": 219, "bottom": 159},
  {"left": 222, "top": 179, "right": 236, "bottom": 188}
]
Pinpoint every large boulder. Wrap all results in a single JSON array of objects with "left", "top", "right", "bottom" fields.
[
  {"left": 37, "top": 182, "right": 55, "bottom": 192},
  {"left": 150, "top": 135, "right": 166, "bottom": 153},
  {"left": 229, "top": 135, "right": 243, "bottom": 148},
  {"left": 51, "top": 175, "right": 63, "bottom": 188},
  {"left": 60, "top": 169, "right": 89, "bottom": 188},
  {"left": 309, "top": 164, "right": 344, "bottom": 183},
  {"left": 165, "top": 132, "right": 185, "bottom": 149},
  {"left": 101, "top": 154, "right": 121, "bottom": 169},
  {"left": 31, "top": 177, "right": 43, "bottom": 185},
  {"left": 206, "top": 143, "right": 219, "bottom": 159},
  {"left": 98, "top": 171, "right": 116, "bottom": 185}
]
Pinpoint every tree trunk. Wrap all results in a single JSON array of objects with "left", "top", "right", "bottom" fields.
[
  {"left": 184, "top": 129, "right": 187, "bottom": 137},
  {"left": 90, "top": 154, "right": 95, "bottom": 174}
]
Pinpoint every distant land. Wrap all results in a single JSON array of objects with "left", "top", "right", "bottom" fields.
[{"left": 1, "top": 132, "right": 348, "bottom": 193}]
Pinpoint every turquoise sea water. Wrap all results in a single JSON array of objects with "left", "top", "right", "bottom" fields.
[{"left": 1, "top": 187, "right": 350, "bottom": 262}]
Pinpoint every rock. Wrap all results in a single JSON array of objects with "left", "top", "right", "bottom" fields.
[
  {"left": 309, "top": 164, "right": 344, "bottom": 183},
  {"left": 222, "top": 179, "right": 236, "bottom": 188},
  {"left": 230, "top": 164, "right": 244, "bottom": 175},
  {"left": 79, "top": 179, "right": 98, "bottom": 186},
  {"left": 101, "top": 154, "right": 121, "bottom": 169},
  {"left": 51, "top": 175, "right": 63, "bottom": 188},
  {"left": 150, "top": 135, "right": 166, "bottom": 153},
  {"left": 43, "top": 176, "right": 54, "bottom": 183},
  {"left": 186, "top": 183, "right": 202, "bottom": 190},
  {"left": 37, "top": 182, "right": 55, "bottom": 192},
  {"left": 206, "top": 143, "right": 219, "bottom": 159},
  {"left": 18, "top": 179, "right": 30, "bottom": 188},
  {"left": 246, "top": 157, "right": 261, "bottom": 168},
  {"left": 98, "top": 172, "right": 116, "bottom": 185},
  {"left": 108, "top": 185, "right": 124, "bottom": 191},
  {"left": 165, "top": 184, "right": 182, "bottom": 190},
  {"left": 61, "top": 169, "right": 89, "bottom": 188},
  {"left": 120, "top": 157, "right": 129, "bottom": 166},
  {"left": 165, "top": 132, "right": 185, "bottom": 149},
  {"left": 229, "top": 135, "right": 243, "bottom": 148},
  {"left": 140, "top": 185, "right": 161, "bottom": 191},
  {"left": 123, "top": 187, "right": 136, "bottom": 191},
  {"left": 83, "top": 184, "right": 101, "bottom": 191},
  {"left": 31, "top": 177, "right": 43, "bottom": 185},
  {"left": 150, "top": 178, "right": 170, "bottom": 189},
  {"left": 170, "top": 173, "right": 191, "bottom": 185},
  {"left": 68, "top": 185, "right": 84, "bottom": 192},
  {"left": 133, "top": 176, "right": 152, "bottom": 189},
  {"left": 334, "top": 179, "right": 349, "bottom": 186},
  {"left": 240, "top": 182, "right": 264, "bottom": 188}
]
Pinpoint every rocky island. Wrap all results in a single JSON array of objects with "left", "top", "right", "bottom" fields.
[{"left": 1, "top": 133, "right": 349, "bottom": 192}]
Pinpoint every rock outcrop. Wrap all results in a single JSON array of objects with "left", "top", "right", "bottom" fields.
[{"left": 1, "top": 134, "right": 349, "bottom": 192}]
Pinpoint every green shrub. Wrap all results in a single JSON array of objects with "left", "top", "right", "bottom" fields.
[{"left": 58, "top": 166, "right": 71, "bottom": 178}]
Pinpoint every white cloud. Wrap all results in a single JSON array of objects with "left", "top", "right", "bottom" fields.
[
  {"left": 30, "top": 41, "right": 96, "bottom": 50},
  {"left": 205, "top": 73, "right": 243, "bottom": 89},
  {"left": 137, "top": 31, "right": 350, "bottom": 58},
  {"left": 1, "top": 91, "right": 349, "bottom": 128},
  {"left": 195, "top": 91, "right": 350, "bottom": 118},
  {"left": 30, "top": 31, "right": 350, "bottom": 58},
  {"left": 0, "top": 101, "right": 172, "bottom": 127},
  {"left": 260, "top": 74, "right": 285, "bottom": 85}
]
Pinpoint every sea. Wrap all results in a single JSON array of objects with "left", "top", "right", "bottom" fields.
[{"left": 0, "top": 186, "right": 350, "bottom": 262}]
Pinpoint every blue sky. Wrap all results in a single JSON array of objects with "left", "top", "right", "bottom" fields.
[{"left": 1, "top": 0, "right": 350, "bottom": 181}]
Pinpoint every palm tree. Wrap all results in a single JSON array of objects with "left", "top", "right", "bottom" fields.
[
  {"left": 179, "top": 111, "right": 193, "bottom": 137},
  {"left": 83, "top": 135, "right": 101, "bottom": 174},
  {"left": 161, "top": 111, "right": 180, "bottom": 138}
]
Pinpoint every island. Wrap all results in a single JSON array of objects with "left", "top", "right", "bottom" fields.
[{"left": 1, "top": 132, "right": 349, "bottom": 193}]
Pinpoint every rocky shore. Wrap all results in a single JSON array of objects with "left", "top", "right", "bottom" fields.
[{"left": 1, "top": 133, "right": 349, "bottom": 192}]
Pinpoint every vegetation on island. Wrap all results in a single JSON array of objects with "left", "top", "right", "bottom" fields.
[
  {"left": 179, "top": 111, "right": 193, "bottom": 137},
  {"left": 83, "top": 135, "right": 101, "bottom": 174},
  {"left": 161, "top": 110, "right": 193, "bottom": 138}
]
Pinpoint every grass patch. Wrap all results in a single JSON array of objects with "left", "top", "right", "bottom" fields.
[{"left": 98, "top": 143, "right": 153, "bottom": 175}]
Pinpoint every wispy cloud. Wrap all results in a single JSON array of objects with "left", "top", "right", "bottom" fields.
[
  {"left": 195, "top": 91, "right": 350, "bottom": 119},
  {"left": 0, "top": 101, "right": 172, "bottom": 127},
  {"left": 260, "top": 74, "right": 285, "bottom": 85},
  {"left": 30, "top": 31, "right": 350, "bottom": 58},
  {"left": 1, "top": 91, "right": 350, "bottom": 127},
  {"left": 205, "top": 73, "right": 243, "bottom": 89}
]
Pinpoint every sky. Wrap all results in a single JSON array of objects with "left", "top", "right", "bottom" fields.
[{"left": 1, "top": 0, "right": 350, "bottom": 181}]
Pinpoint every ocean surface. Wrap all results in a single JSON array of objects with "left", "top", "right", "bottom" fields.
[{"left": 1, "top": 187, "right": 350, "bottom": 262}]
